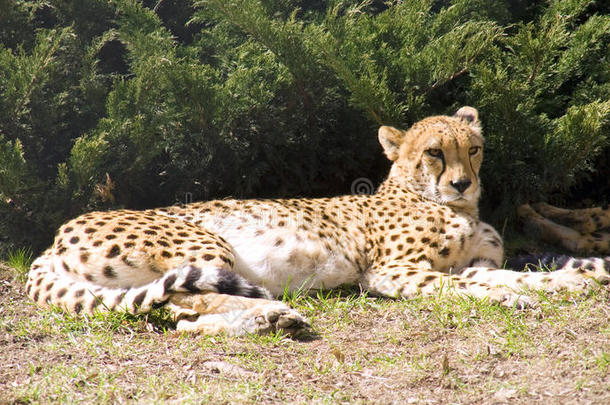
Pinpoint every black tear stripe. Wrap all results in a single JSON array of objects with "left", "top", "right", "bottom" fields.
[
  {"left": 468, "top": 156, "right": 476, "bottom": 182},
  {"left": 436, "top": 155, "right": 446, "bottom": 185}
]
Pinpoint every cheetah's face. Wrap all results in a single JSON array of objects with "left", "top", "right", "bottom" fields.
[{"left": 378, "top": 107, "right": 483, "bottom": 209}]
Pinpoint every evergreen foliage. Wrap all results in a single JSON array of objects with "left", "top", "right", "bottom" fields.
[{"left": 0, "top": 0, "right": 608, "bottom": 253}]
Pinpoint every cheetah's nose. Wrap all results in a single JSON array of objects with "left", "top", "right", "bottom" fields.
[{"left": 450, "top": 179, "right": 472, "bottom": 193}]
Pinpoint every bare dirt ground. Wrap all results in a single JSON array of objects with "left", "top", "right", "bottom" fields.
[{"left": 1, "top": 263, "right": 609, "bottom": 404}]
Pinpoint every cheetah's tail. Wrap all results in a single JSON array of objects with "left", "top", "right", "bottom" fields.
[
  {"left": 506, "top": 253, "right": 610, "bottom": 277},
  {"left": 25, "top": 255, "right": 272, "bottom": 315}
]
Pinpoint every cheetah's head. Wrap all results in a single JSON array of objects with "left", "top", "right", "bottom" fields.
[{"left": 378, "top": 107, "right": 483, "bottom": 211}]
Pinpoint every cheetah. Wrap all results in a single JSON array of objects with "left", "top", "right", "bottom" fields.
[
  {"left": 519, "top": 203, "right": 610, "bottom": 254},
  {"left": 26, "top": 107, "right": 610, "bottom": 336}
]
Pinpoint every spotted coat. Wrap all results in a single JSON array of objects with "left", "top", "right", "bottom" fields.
[{"left": 25, "top": 107, "right": 610, "bottom": 335}]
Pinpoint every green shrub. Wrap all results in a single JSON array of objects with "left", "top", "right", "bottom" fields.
[{"left": 0, "top": 0, "right": 608, "bottom": 254}]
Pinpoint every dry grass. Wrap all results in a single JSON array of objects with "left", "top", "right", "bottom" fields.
[{"left": 1, "top": 262, "right": 609, "bottom": 404}]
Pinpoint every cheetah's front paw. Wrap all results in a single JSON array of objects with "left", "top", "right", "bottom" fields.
[
  {"left": 244, "top": 304, "right": 310, "bottom": 336},
  {"left": 487, "top": 287, "right": 533, "bottom": 309},
  {"left": 175, "top": 301, "right": 310, "bottom": 337}
]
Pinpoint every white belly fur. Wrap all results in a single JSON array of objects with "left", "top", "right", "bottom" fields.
[{"left": 203, "top": 218, "right": 362, "bottom": 296}]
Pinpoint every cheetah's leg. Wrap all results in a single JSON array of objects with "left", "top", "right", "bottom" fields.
[
  {"left": 363, "top": 257, "right": 610, "bottom": 307},
  {"left": 168, "top": 292, "right": 309, "bottom": 336},
  {"left": 461, "top": 208, "right": 610, "bottom": 293},
  {"left": 519, "top": 204, "right": 610, "bottom": 254},
  {"left": 460, "top": 257, "right": 610, "bottom": 294},
  {"left": 530, "top": 202, "right": 610, "bottom": 233},
  {"left": 361, "top": 263, "right": 533, "bottom": 308}
]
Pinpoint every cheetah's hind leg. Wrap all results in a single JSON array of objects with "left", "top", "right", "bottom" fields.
[
  {"left": 167, "top": 292, "right": 310, "bottom": 337},
  {"left": 531, "top": 202, "right": 610, "bottom": 234},
  {"left": 519, "top": 204, "right": 610, "bottom": 254}
]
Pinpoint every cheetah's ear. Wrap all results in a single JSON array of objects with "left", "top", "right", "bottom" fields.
[
  {"left": 378, "top": 126, "right": 405, "bottom": 161},
  {"left": 454, "top": 106, "right": 481, "bottom": 135}
]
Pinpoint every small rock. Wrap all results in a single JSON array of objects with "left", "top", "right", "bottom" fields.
[
  {"left": 202, "top": 360, "right": 253, "bottom": 378},
  {"left": 493, "top": 388, "right": 517, "bottom": 402}
]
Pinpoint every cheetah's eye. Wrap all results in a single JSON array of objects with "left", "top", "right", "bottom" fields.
[
  {"left": 425, "top": 148, "right": 443, "bottom": 158},
  {"left": 469, "top": 146, "right": 481, "bottom": 156}
]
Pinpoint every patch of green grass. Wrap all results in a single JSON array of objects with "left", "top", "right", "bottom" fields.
[
  {"left": 245, "top": 329, "right": 292, "bottom": 346},
  {"left": 46, "top": 305, "right": 175, "bottom": 335},
  {"left": 595, "top": 352, "right": 610, "bottom": 373},
  {"left": 4, "top": 303, "right": 176, "bottom": 341},
  {"left": 282, "top": 286, "right": 383, "bottom": 333},
  {"left": 5, "top": 247, "right": 33, "bottom": 282},
  {"left": 280, "top": 281, "right": 313, "bottom": 307}
]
